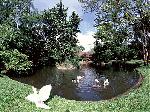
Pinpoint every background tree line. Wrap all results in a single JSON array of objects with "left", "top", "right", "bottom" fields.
[
  {"left": 79, "top": 0, "right": 150, "bottom": 65},
  {"left": 0, "top": 0, "right": 81, "bottom": 76}
]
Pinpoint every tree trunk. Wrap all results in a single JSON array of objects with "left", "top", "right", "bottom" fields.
[{"left": 143, "top": 29, "right": 149, "bottom": 66}]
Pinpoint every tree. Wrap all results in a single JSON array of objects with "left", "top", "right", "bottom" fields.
[
  {"left": 0, "top": 23, "right": 32, "bottom": 75},
  {"left": 79, "top": 0, "right": 150, "bottom": 65},
  {"left": 0, "top": 0, "right": 34, "bottom": 25},
  {"left": 0, "top": 1, "right": 81, "bottom": 76},
  {"left": 133, "top": 11, "right": 150, "bottom": 65},
  {"left": 40, "top": 2, "right": 81, "bottom": 65}
]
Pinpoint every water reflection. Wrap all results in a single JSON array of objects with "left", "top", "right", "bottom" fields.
[{"left": 11, "top": 66, "right": 139, "bottom": 101}]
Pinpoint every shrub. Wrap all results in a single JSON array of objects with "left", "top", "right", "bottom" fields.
[{"left": 0, "top": 49, "right": 32, "bottom": 75}]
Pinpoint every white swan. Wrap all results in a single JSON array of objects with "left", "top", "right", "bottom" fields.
[
  {"left": 104, "top": 79, "right": 109, "bottom": 88},
  {"left": 94, "top": 78, "right": 109, "bottom": 88},
  {"left": 72, "top": 76, "right": 84, "bottom": 84},
  {"left": 25, "top": 84, "right": 52, "bottom": 109},
  {"left": 95, "top": 79, "right": 99, "bottom": 83},
  {"left": 76, "top": 76, "right": 84, "bottom": 83},
  {"left": 92, "top": 79, "right": 101, "bottom": 88}
]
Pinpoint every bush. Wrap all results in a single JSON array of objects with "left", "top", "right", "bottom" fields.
[{"left": 0, "top": 49, "right": 32, "bottom": 75}]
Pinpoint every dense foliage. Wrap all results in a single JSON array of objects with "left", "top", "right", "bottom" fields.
[
  {"left": 79, "top": 0, "right": 150, "bottom": 64},
  {"left": 0, "top": 0, "right": 81, "bottom": 76},
  {"left": 93, "top": 22, "right": 137, "bottom": 62}
]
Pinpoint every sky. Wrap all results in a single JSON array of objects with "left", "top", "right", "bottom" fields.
[{"left": 33, "top": 0, "right": 97, "bottom": 51}]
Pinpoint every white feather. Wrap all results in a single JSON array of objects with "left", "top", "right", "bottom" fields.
[
  {"left": 25, "top": 92, "right": 39, "bottom": 103},
  {"left": 38, "top": 85, "right": 52, "bottom": 102},
  {"left": 35, "top": 101, "right": 50, "bottom": 109}
]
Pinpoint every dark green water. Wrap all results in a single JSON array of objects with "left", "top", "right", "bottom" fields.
[{"left": 12, "top": 66, "right": 139, "bottom": 101}]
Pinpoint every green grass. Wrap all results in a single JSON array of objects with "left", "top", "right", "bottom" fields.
[{"left": 0, "top": 66, "right": 150, "bottom": 112}]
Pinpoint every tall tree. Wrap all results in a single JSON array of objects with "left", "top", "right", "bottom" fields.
[
  {"left": 0, "top": 1, "right": 81, "bottom": 76},
  {"left": 41, "top": 2, "right": 80, "bottom": 64},
  {"left": 79, "top": 0, "right": 150, "bottom": 65}
]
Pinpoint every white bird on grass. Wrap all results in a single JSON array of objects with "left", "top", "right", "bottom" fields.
[{"left": 25, "top": 84, "right": 52, "bottom": 109}]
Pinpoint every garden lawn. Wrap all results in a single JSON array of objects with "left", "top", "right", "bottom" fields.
[{"left": 0, "top": 66, "right": 150, "bottom": 112}]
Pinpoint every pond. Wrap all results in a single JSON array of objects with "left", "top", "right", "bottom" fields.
[{"left": 11, "top": 65, "right": 140, "bottom": 101}]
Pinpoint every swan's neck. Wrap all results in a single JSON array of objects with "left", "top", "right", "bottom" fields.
[{"left": 32, "top": 86, "right": 38, "bottom": 94}]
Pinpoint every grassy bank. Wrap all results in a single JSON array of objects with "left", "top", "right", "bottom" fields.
[{"left": 0, "top": 66, "right": 150, "bottom": 112}]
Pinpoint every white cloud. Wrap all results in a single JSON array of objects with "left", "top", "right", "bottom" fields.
[{"left": 77, "top": 31, "right": 96, "bottom": 52}]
